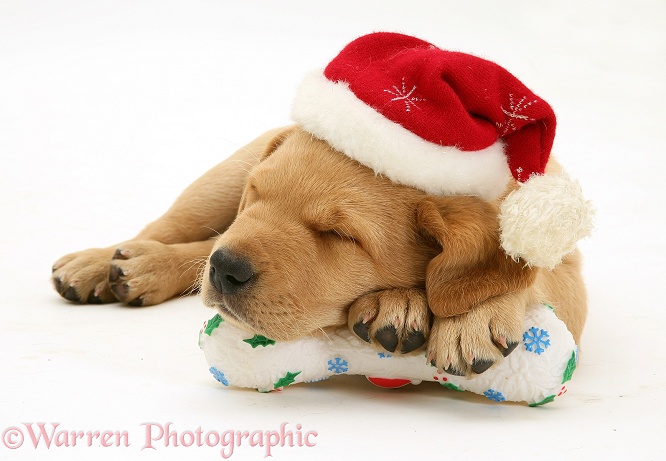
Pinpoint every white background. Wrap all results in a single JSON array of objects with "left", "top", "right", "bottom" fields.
[{"left": 1, "top": 1, "right": 665, "bottom": 459}]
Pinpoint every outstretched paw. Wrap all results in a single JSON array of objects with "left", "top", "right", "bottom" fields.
[
  {"left": 52, "top": 248, "right": 117, "bottom": 304},
  {"left": 107, "top": 241, "right": 185, "bottom": 306}
]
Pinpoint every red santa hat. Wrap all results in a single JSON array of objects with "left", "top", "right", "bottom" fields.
[{"left": 291, "top": 32, "right": 593, "bottom": 269}]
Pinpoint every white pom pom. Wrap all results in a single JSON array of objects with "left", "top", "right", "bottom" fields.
[{"left": 499, "top": 173, "right": 594, "bottom": 269}]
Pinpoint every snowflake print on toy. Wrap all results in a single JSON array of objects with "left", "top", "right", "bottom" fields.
[
  {"left": 209, "top": 367, "right": 229, "bottom": 386},
  {"left": 327, "top": 358, "right": 349, "bottom": 374},
  {"left": 483, "top": 389, "right": 507, "bottom": 403},
  {"left": 523, "top": 327, "right": 551, "bottom": 355},
  {"left": 199, "top": 304, "right": 579, "bottom": 406}
]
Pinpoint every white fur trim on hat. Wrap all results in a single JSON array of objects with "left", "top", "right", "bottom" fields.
[
  {"left": 499, "top": 173, "right": 594, "bottom": 269},
  {"left": 291, "top": 71, "right": 512, "bottom": 200}
]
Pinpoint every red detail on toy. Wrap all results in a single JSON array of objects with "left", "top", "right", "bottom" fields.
[
  {"left": 558, "top": 385, "right": 568, "bottom": 397},
  {"left": 433, "top": 375, "right": 448, "bottom": 382},
  {"left": 366, "top": 377, "right": 412, "bottom": 389}
]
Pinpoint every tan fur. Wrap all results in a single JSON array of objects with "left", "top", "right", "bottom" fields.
[
  {"left": 53, "top": 126, "right": 587, "bottom": 375},
  {"left": 416, "top": 196, "right": 537, "bottom": 317}
]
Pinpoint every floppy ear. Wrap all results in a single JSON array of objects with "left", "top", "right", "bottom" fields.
[
  {"left": 238, "top": 125, "right": 298, "bottom": 212},
  {"left": 259, "top": 124, "right": 299, "bottom": 162},
  {"left": 416, "top": 196, "right": 537, "bottom": 318}
]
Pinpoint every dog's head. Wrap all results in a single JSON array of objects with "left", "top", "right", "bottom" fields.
[{"left": 201, "top": 127, "right": 534, "bottom": 340}]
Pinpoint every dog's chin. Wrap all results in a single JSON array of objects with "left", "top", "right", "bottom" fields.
[
  {"left": 204, "top": 297, "right": 257, "bottom": 333},
  {"left": 203, "top": 294, "right": 285, "bottom": 340},
  {"left": 200, "top": 285, "right": 346, "bottom": 341},
  {"left": 210, "top": 300, "right": 326, "bottom": 342},
  {"left": 215, "top": 302, "right": 246, "bottom": 325},
  {"left": 210, "top": 304, "right": 288, "bottom": 341}
]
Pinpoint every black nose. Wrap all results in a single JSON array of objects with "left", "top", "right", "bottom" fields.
[{"left": 208, "top": 248, "right": 255, "bottom": 295}]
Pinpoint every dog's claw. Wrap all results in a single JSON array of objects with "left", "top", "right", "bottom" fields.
[
  {"left": 87, "top": 291, "right": 103, "bottom": 304},
  {"left": 112, "top": 249, "right": 129, "bottom": 260},
  {"left": 109, "top": 265, "right": 124, "bottom": 282},
  {"left": 128, "top": 297, "right": 143, "bottom": 307},
  {"left": 471, "top": 358, "right": 495, "bottom": 374},
  {"left": 63, "top": 286, "right": 80, "bottom": 302},
  {"left": 110, "top": 282, "right": 129, "bottom": 299},
  {"left": 54, "top": 277, "right": 64, "bottom": 294},
  {"left": 502, "top": 341, "right": 519, "bottom": 357},
  {"left": 374, "top": 325, "right": 398, "bottom": 352},
  {"left": 352, "top": 321, "right": 371, "bottom": 342},
  {"left": 400, "top": 331, "right": 426, "bottom": 353},
  {"left": 444, "top": 366, "right": 466, "bottom": 377}
]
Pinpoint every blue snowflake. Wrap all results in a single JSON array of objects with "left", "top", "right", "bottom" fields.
[
  {"left": 523, "top": 327, "right": 551, "bottom": 355},
  {"left": 377, "top": 352, "right": 393, "bottom": 358},
  {"left": 209, "top": 366, "right": 229, "bottom": 386},
  {"left": 327, "top": 357, "right": 349, "bottom": 374},
  {"left": 483, "top": 389, "right": 506, "bottom": 402}
]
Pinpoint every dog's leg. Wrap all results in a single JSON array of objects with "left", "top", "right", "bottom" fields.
[
  {"left": 52, "top": 127, "right": 288, "bottom": 305},
  {"left": 426, "top": 252, "right": 588, "bottom": 376},
  {"left": 134, "top": 126, "right": 289, "bottom": 243},
  {"left": 534, "top": 251, "right": 588, "bottom": 345},
  {"left": 53, "top": 240, "right": 216, "bottom": 306}
]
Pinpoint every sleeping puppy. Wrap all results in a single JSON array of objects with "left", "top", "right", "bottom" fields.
[
  {"left": 53, "top": 32, "right": 592, "bottom": 376},
  {"left": 52, "top": 126, "right": 588, "bottom": 376}
]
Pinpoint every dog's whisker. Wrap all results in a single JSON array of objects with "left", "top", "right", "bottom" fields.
[
  {"left": 239, "top": 144, "right": 262, "bottom": 162},
  {"left": 314, "top": 327, "right": 332, "bottom": 342},
  {"left": 203, "top": 226, "right": 222, "bottom": 237},
  {"left": 178, "top": 259, "right": 206, "bottom": 281},
  {"left": 232, "top": 154, "right": 260, "bottom": 175},
  {"left": 178, "top": 257, "right": 206, "bottom": 272},
  {"left": 182, "top": 278, "right": 202, "bottom": 297},
  {"left": 177, "top": 258, "right": 208, "bottom": 298}
]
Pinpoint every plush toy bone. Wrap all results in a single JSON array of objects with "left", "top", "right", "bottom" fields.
[{"left": 199, "top": 303, "right": 578, "bottom": 406}]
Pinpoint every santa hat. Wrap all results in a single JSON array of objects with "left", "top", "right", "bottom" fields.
[{"left": 291, "top": 32, "right": 593, "bottom": 269}]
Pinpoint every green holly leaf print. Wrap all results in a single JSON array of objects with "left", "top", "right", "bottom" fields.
[
  {"left": 529, "top": 395, "right": 556, "bottom": 407},
  {"left": 562, "top": 351, "right": 577, "bottom": 383},
  {"left": 243, "top": 334, "right": 277, "bottom": 348},
  {"left": 204, "top": 314, "right": 224, "bottom": 336},
  {"left": 274, "top": 371, "right": 301, "bottom": 389},
  {"left": 440, "top": 382, "right": 464, "bottom": 392}
]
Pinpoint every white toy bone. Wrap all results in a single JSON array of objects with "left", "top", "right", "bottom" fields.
[{"left": 199, "top": 303, "right": 578, "bottom": 406}]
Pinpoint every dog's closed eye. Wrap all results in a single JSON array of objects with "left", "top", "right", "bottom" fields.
[
  {"left": 307, "top": 211, "right": 367, "bottom": 255},
  {"left": 317, "top": 228, "right": 358, "bottom": 244}
]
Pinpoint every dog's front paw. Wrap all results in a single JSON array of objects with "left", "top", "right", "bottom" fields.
[
  {"left": 107, "top": 240, "right": 194, "bottom": 307},
  {"left": 52, "top": 248, "right": 117, "bottom": 304},
  {"left": 348, "top": 288, "right": 431, "bottom": 354},
  {"left": 427, "top": 299, "right": 524, "bottom": 376}
]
